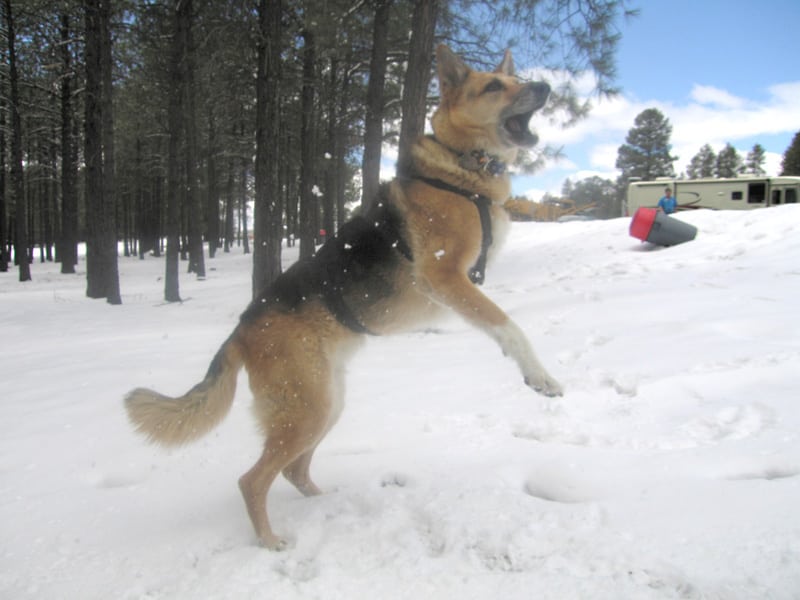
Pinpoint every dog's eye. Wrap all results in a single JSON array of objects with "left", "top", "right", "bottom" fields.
[{"left": 482, "top": 79, "right": 505, "bottom": 94}]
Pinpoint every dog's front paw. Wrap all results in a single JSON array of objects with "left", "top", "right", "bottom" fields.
[
  {"left": 524, "top": 372, "right": 563, "bottom": 397},
  {"left": 258, "top": 533, "right": 290, "bottom": 551}
]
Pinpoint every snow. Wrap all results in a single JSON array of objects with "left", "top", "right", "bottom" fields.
[{"left": 2, "top": 206, "right": 800, "bottom": 599}]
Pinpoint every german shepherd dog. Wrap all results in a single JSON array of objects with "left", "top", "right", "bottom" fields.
[{"left": 125, "top": 45, "right": 561, "bottom": 549}]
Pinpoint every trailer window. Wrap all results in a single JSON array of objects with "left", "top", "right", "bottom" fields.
[
  {"left": 731, "top": 191, "right": 743, "bottom": 200},
  {"left": 748, "top": 183, "right": 766, "bottom": 204},
  {"left": 786, "top": 189, "right": 797, "bottom": 204},
  {"left": 772, "top": 190, "right": 782, "bottom": 205}
]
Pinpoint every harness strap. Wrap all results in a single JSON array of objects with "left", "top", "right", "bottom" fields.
[
  {"left": 320, "top": 200, "right": 413, "bottom": 337},
  {"left": 414, "top": 176, "right": 494, "bottom": 285},
  {"left": 321, "top": 284, "right": 377, "bottom": 336}
]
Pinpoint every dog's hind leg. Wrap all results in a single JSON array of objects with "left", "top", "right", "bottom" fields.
[
  {"left": 282, "top": 363, "right": 346, "bottom": 497},
  {"left": 282, "top": 450, "right": 322, "bottom": 497},
  {"left": 238, "top": 378, "right": 335, "bottom": 550}
]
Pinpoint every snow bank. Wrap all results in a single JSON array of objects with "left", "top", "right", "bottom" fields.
[{"left": 2, "top": 206, "right": 799, "bottom": 599}]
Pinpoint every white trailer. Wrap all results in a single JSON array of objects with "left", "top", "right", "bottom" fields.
[{"left": 625, "top": 176, "right": 800, "bottom": 214}]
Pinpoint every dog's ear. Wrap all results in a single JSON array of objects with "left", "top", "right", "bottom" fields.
[
  {"left": 495, "top": 49, "right": 514, "bottom": 76},
  {"left": 436, "top": 44, "right": 470, "bottom": 95}
]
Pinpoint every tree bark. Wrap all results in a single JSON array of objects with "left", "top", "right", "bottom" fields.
[
  {"left": 360, "top": 0, "right": 392, "bottom": 211},
  {"left": 240, "top": 157, "right": 250, "bottom": 254},
  {"left": 0, "top": 90, "right": 6, "bottom": 273},
  {"left": 164, "top": 0, "right": 184, "bottom": 302},
  {"left": 253, "top": 0, "right": 283, "bottom": 296},
  {"left": 4, "top": 0, "right": 31, "bottom": 281},
  {"left": 321, "top": 56, "right": 337, "bottom": 239},
  {"left": 84, "top": 0, "right": 121, "bottom": 302},
  {"left": 181, "top": 0, "right": 205, "bottom": 278},
  {"left": 206, "top": 112, "right": 219, "bottom": 259},
  {"left": 298, "top": 28, "right": 318, "bottom": 260},
  {"left": 59, "top": 13, "right": 78, "bottom": 275},
  {"left": 100, "top": 0, "right": 121, "bottom": 302},
  {"left": 397, "top": 0, "right": 439, "bottom": 177},
  {"left": 223, "top": 157, "right": 234, "bottom": 252}
]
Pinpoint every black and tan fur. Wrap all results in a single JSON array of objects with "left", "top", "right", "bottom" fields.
[{"left": 125, "top": 45, "right": 562, "bottom": 549}]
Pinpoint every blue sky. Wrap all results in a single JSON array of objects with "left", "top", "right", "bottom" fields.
[{"left": 513, "top": 0, "right": 800, "bottom": 199}]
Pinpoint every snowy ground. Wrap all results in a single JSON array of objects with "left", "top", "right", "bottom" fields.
[{"left": 2, "top": 206, "right": 799, "bottom": 599}]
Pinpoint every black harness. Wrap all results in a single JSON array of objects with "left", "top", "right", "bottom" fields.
[
  {"left": 412, "top": 176, "right": 494, "bottom": 286},
  {"left": 245, "top": 166, "right": 497, "bottom": 338},
  {"left": 318, "top": 171, "right": 496, "bottom": 335}
]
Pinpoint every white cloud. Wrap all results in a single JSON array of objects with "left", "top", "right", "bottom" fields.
[
  {"left": 536, "top": 73, "right": 800, "bottom": 183},
  {"left": 375, "top": 71, "right": 798, "bottom": 197},
  {"left": 689, "top": 84, "right": 746, "bottom": 109},
  {"left": 588, "top": 143, "right": 621, "bottom": 172}
]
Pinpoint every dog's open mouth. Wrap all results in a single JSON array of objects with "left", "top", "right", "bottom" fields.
[
  {"left": 500, "top": 81, "right": 549, "bottom": 148},
  {"left": 503, "top": 110, "right": 537, "bottom": 147}
]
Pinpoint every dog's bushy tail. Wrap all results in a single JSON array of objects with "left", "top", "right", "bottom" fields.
[{"left": 124, "top": 335, "right": 243, "bottom": 446}]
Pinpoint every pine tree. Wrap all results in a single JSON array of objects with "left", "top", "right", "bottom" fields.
[
  {"left": 180, "top": 0, "right": 205, "bottom": 280},
  {"left": 360, "top": 0, "right": 392, "bottom": 210},
  {"left": 253, "top": 0, "right": 283, "bottom": 296},
  {"left": 569, "top": 176, "right": 618, "bottom": 218},
  {"left": 615, "top": 108, "right": 677, "bottom": 182},
  {"left": 164, "top": 0, "right": 185, "bottom": 303},
  {"left": 59, "top": 12, "right": 78, "bottom": 275},
  {"left": 3, "top": 0, "right": 30, "bottom": 281},
  {"left": 715, "top": 143, "right": 742, "bottom": 178},
  {"left": 744, "top": 143, "right": 766, "bottom": 175},
  {"left": 780, "top": 131, "right": 800, "bottom": 176},
  {"left": 687, "top": 144, "right": 716, "bottom": 179},
  {"left": 85, "top": 0, "right": 122, "bottom": 304},
  {"left": 397, "top": 0, "right": 439, "bottom": 178}
]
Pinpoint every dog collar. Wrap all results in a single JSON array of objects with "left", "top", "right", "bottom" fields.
[
  {"left": 458, "top": 149, "right": 507, "bottom": 176},
  {"left": 429, "top": 136, "right": 507, "bottom": 177}
]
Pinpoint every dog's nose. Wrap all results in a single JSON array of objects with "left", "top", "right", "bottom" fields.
[{"left": 527, "top": 81, "right": 550, "bottom": 110}]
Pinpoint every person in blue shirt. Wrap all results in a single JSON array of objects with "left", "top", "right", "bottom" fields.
[{"left": 657, "top": 187, "right": 677, "bottom": 214}]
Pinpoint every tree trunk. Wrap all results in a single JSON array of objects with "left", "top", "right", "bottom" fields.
[
  {"left": 253, "top": 0, "right": 283, "bottom": 296},
  {"left": 322, "top": 56, "right": 337, "bottom": 238},
  {"left": 100, "top": 0, "right": 121, "bottom": 302},
  {"left": 240, "top": 156, "right": 249, "bottom": 254},
  {"left": 397, "top": 0, "right": 439, "bottom": 177},
  {"left": 84, "top": 0, "right": 104, "bottom": 295},
  {"left": 164, "top": 0, "right": 184, "bottom": 302},
  {"left": 0, "top": 91, "right": 6, "bottom": 273},
  {"left": 4, "top": 0, "right": 31, "bottom": 281},
  {"left": 44, "top": 140, "right": 55, "bottom": 261},
  {"left": 206, "top": 112, "right": 219, "bottom": 259},
  {"left": 181, "top": 0, "right": 205, "bottom": 278},
  {"left": 334, "top": 55, "right": 353, "bottom": 231},
  {"left": 59, "top": 14, "right": 78, "bottom": 275},
  {"left": 298, "top": 28, "right": 317, "bottom": 260},
  {"left": 360, "top": 0, "right": 392, "bottom": 211},
  {"left": 85, "top": 0, "right": 121, "bottom": 303},
  {"left": 282, "top": 118, "right": 297, "bottom": 246},
  {"left": 223, "top": 157, "right": 234, "bottom": 252}
]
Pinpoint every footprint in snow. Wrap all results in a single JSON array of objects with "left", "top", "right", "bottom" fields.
[
  {"left": 82, "top": 467, "right": 147, "bottom": 489},
  {"left": 725, "top": 465, "right": 800, "bottom": 481},
  {"left": 380, "top": 472, "right": 410, "bottom": 488},
  {"left": 522, "top": 464, "right": 601, "bottom": 504},
  {"left": 680, "top": 403, "right": 774, "bottom": 444}
]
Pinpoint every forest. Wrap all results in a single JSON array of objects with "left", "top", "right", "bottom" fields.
[{"left": 0, "top": 0, "right": 635, "bottom": 301}]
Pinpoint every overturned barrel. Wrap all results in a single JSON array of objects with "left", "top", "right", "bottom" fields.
[{"left": 629, "top": 207, "right": 697, "bottom": 246}]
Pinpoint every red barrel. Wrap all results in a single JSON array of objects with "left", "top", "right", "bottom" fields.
[{"left": 629, "top": 208, "right": 697, "bottom": 246}]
